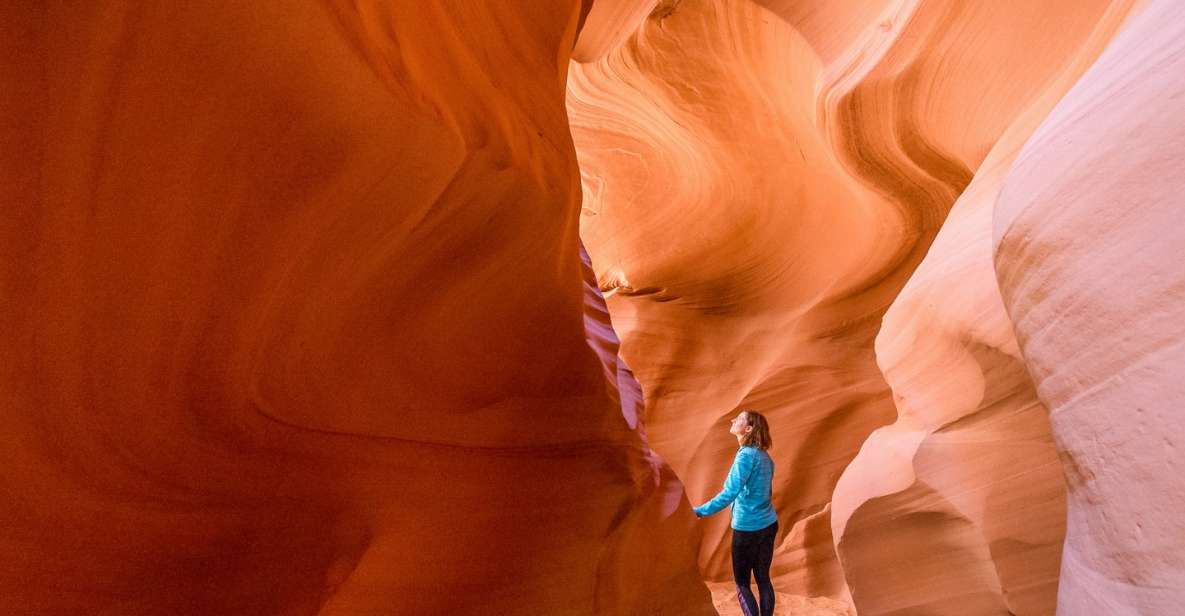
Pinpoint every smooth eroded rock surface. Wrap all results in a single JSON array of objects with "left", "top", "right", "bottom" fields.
[
  {"left": 995, "top": 1, "right": 1185, "bottom": 612},
  {"left": 831, "top": 2, "right": 1137, "bottom": 613},
  {"left": 568, "top": 2, "right": 1144, "bottom": 612},
  {"left": 0, "top": 3, "right": 713, "bottom": 614},
  {"left": 4, "top": 1, "right": 1183, "bottom": 614}
]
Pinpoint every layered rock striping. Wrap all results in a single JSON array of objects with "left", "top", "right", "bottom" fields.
[
  {"left": 2, "top": 0, "right": 1182, "bottom": 614},
  {"left": 570, "top": 1, "right": 1155, "bottom": 614},
  {"left": 0, "top": 3, "right": 712, "bottom": 614}
]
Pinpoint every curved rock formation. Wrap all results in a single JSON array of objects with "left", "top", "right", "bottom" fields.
[
  {"left": 0, "top": 3, "right": 712, "bottom": 614},
  {"left": 5, "top": 0, "right": 1183, "bottom": 613},
  {"left": 995, "top": 1, "right": 1185, "bottom": 612},
  {"left": 568, "top": 2, "right": 1143, "bottom": 611},
  {"left": 574, "top": 0, "right": 658, "bottom": 63},
  {"left": 830, "top": 2, "right": 1138, "bottom": 614},
  {"left": 568, "top": 0, "right": 905, "bottom": 595},
  {"left": 831, "top": 156, "right": 1065, "bottom": 615}
]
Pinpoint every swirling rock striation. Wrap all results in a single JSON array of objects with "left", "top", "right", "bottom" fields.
[
  {"left": 0, "top": 2, "right": 712, "bottom": 614},
  {"left": 569, "top": 0, "right": 1155, "bottom": 613},
  {"left": 830, "top": 2, "right": 1138, "bottom": 614}
]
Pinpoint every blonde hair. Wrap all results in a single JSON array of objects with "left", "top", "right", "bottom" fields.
[{"left": 739, "top": 410, "right": 772, "bottom": 450}]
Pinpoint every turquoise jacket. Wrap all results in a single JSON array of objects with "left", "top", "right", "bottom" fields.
[{"left": 694, "top": 445, "right": 777, "bottom": 531}]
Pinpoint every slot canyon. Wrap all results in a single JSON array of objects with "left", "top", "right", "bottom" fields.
[{"left": 1, "top": 1, "right": 1182, "bottom": 615}]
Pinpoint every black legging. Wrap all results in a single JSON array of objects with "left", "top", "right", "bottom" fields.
[{"left": 731, "top": 520, "right": 777, "bottom": 616}]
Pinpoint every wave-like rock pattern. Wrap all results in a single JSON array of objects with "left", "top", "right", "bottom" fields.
[
  {"left": 0, "top": 3, "right": 713, "bottom": 614},
  {"left": 569, "top": 1, "right": 910, "bottom": 594},
  {"left": 4, "top": 0, "right": 1182, "bottom": 613},
  {"left": 831, "top": 3, "right": 1138, "bottom": 614},
  {"left": 570, "top": 0, "right": 1146, "bottom": 610},
  {"left": 995, "top": 1, "right": 1185, "bottom": 612}
]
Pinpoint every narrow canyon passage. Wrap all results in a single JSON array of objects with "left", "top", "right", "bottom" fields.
[
  {"left": 570, "top": 1, "right": 1183, "bottom": 615},
  {"left": 2, "top": 2, "right": 1183, "bottom": 615}
]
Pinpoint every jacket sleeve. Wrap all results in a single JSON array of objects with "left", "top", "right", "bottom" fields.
[{"left": 694, "top": 449, "right": 756, "bottom": 518}]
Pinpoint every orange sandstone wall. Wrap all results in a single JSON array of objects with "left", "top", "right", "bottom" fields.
[
  {"left": 0, "top": 2, "right": 712, "bottom": 614},
  {"left": 569, "top": 1, "right": 1144, "bottom": 612},
  {"left": 6, "top": 1, "right": 1181, "bottom": 613},
  {"left": 830, "top": 2, "right": 1138, "bottom": 615},
  {"left": 569, "top": 1, "right": 904, "bottom": 594}
]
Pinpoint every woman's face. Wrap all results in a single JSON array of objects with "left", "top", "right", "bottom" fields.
[{"left": 729, "top": 412, "right": 751, "bottom": 437}]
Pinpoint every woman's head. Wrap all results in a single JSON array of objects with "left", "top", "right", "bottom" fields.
[{"left": 729, "top": 409, "right": 772, "bottom": 450}]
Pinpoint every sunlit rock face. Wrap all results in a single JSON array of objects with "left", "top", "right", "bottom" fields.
[
  {"left": 995, "top": 1, "right": 1185, "bottom": 612},
  {"left": 569, "top": 1, "right": 906, "bottom": 596},
  {"left": 830, "top": 3, "right": 1139, "bottom": 614},
  {"left": 0, "top": 3, "right": 713, "bottom": 614},
  {"left": 569, "top": 0, "right": 1143, "bottom": 611}
]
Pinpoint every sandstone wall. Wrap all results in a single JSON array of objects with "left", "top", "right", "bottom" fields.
[
  {"left": 830, "top": 2, "right": 1138, "bottom": 614},
  {"left": 568, "top": 4, "right": 1140, "bottom": 612},
  {"left": 995, "top": 1, "right": 1185, "bottom": 612},
  {"left": 0, "top": 3, "right": 712, "bottom": 614}
]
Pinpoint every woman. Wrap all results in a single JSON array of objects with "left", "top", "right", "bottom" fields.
[{"left": 694, "top": 410, "right": 777, "bottom": 616}]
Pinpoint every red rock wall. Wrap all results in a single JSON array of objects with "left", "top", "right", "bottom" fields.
[
  {"left": 5, "top": 1, "right": 1182, "bottom": 613},
  {"left": 0, "top": 3, "right": 712, "bottom": 614}
]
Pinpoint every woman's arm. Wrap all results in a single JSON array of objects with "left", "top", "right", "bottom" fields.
[{"left": 693, "top": 449, "right": 756, "bottom": 518}]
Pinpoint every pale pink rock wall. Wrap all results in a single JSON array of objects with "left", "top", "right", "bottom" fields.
[
  {"left": 830, "top": 3, "right": 1137, "bottom": 613},
  {"left": 995, "top": 0, "right": 1185, "bottom": 612}
]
